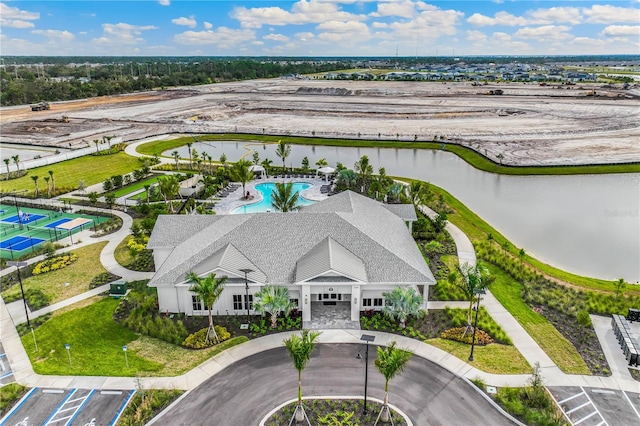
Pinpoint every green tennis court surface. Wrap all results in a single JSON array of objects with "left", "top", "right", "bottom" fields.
[{"left": 0, "top": 204, "right": 110, "bottom": 259}]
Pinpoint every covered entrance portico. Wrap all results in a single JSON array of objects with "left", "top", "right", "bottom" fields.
[{"left": 300, "top": 283, "right": 362, "bottom": 329}]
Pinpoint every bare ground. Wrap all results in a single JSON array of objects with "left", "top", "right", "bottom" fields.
[{"left": 1, "top": 79, "right": 638, "bottom": 166}]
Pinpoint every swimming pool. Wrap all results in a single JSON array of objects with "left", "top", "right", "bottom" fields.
[{"left": 232, "top": 182, "right": 315, "bottom": 214}]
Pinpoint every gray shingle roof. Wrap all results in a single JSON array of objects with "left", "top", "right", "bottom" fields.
[
  {"left": 148, "top": 191, "right": 434, "bottom": 288},
  {"left": 383, "top": 204, "right": 418, "bottom": 222},
  {"left": 296, "top": 237, "right": 367, "bottom": 283}
]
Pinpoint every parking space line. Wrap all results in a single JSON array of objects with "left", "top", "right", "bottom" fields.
[
  {"left": 47, "top": 414, "right": 73, "bottom": 423},
  {"left": 0, "top": 386, "right": 37, "bottom": 425},
  {"left": 110, "top": 390, "right": 135, "bottom": 426},
  {"left": 622, "top": 391, "right": 640, "bottom": 420},
  {"left": 1, "top": 371, "right": 14, "bottom": 379},
  {"left": 595, "top": 421, "right": 606, "bottom": 426},
  {"left": 566, "top": 401, "right": 591, "bottom": 414},
  {"left": 559, "top": 391, "right": 585, "bottom": 404},
  {"left": 67, "top": 389, "right": 96, "bottom": 426},
  {"left": 580, "top": 386, "right": 608, "bottom": 426},
  {"left": 574, "top": 410, "right": 599, "bottom": 425},
  {"left": 43, "top": 388, "right": 77, "bottom": 426}
]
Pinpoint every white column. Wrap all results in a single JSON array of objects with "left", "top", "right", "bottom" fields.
[
  {"left": 302, "top": 285, "right": 311, "bottom": 322},
  {"left": 351, "top": 285, "right": 360, "bottom": 321}
]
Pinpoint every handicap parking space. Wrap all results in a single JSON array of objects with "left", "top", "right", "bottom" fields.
[
  {"left": 0, "top": 341, "right": 15, "bottom": 386},
  {"left": 549, "top": 386, "right": 640, "bottom": 426},
  {"left": 1, "top": 388, "right": 135, "bottom": 426}
]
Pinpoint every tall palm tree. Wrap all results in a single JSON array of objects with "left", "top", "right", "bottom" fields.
[
  {"left": 229, "top": 159, "right": 253, "bottom": 195},
  {"left": 406, "top": 181, "right": 430, "bottom": 207},
  {"left": 455, "top": 262, "right": 490, "bottom": 333},
  {"left": 186, "top": 142, "right": 193, "bottom": 169},
  {"left": 260, "top": 158, "right": 273, "bottom": 176},
  {"left": 11, "top": 155, "right": 20, "bottom": 174},
  {"left": 374, "top": 341, "right": 413, "bottom": 423},
  {"left": 382, "top": 287, "right": 424, "bottom": 329},
  {"left": 157, "top": 175, "right": 180, "bottom": 213},
  {"left": 271, "top": 182, "right": 299, "bottom": 212},
  {"left": 93, "top": 139, "right": 101, "bottom": 155},
  {"left": 44, "top": 176, "right": 51, "bottom": 197},
  {"left": 253, "top": 286, "right": 294, "bottom": 328},
  {"left": 31, "top": 175, "right": 40, "bottom": 197},
  {"left": 275, "top": 140, "right": 291, "bottom": 174},
  {"left": 171, "top": 150, "right": 180, "bottom": 170},
  {"left": 337, "top": 169, "right": 357, "bottom": 189},
  {"left": 315, "top": 158, "right": 328, "bottom": 168},
  {"left": 354, "top": 155, "right": 373, "bottom": 193},
  {"left": 48, "top": 170, "right": 55, "bottom": 193},
  {"left": 252, "top": 151, "right": 260, "bottom": 165},
  {"left": 187, "top": 272, "right": 228, "bottom": 343},
  {"left": 283, "top": 330, "right": 321, "bottom": 423},
  {"left": 4, "top": 158, "right": 10, "bottom": 179}
]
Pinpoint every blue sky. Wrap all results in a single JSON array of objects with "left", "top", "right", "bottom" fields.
[{"left": 1, "top": 1, "right": 639, "bottom": 56}]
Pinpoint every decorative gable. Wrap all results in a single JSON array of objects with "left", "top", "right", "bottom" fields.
[{"left": 295, "top": 237, "right": 367, "bottom": 284}]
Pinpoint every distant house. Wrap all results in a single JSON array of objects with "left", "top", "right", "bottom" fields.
[{"left": 146, "top": 191, "right": 435, "bottom": 325}]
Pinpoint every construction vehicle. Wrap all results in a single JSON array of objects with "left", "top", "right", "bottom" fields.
[
  {"left": 60, "top": 115, "right": 69, "bottom": 123},
  {"left": 30, "top": 102, "right": 50, "bottom": 111}
]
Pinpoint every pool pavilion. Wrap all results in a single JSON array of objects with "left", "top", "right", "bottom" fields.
[{"left": 146, "top": 191, "right": 435, "bottom": 327}]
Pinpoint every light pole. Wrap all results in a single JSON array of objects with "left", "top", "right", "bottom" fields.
[
  {"left": 360, "top": 334, "right": 375, "bottom": 414},
  {"left": 123, "top": 345, "right": 129, "bottom": 368},
  {"left": 239, "top": 268, "right": 254, "bottom": 325},
  {"left": 468, "top": 289, "right": 486, "bottom": 362},
  {"left": 7, "top": 261, "right": 38, "bottom": 352},
  {"left": 65, "top": 343, "right": 72, "bottom": 368}
]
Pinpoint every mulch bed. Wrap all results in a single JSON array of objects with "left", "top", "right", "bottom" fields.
[{"left": 534, "top": 306, "right": 612, "bottom": 376}]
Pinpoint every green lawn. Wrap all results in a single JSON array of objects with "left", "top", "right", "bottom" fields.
[
  {"left": 427, "top": 338, "right": 531, "bottom": 375},
  {"left": 110, "top": 175, "right": 161, "bottom": 198},
  {"left": 23, "top": 298, "right": 163, "bottom": 376},
  {"left": 2, "top": 242, "right": 109, "bottom": 305},
  {"left": 136, "top": 134, "right": 640, "bottom": 175},
  {"left": 487, "top": 264, "right": 590, "bottom": 375},
  {"left": 1, "top": 152, "right": 142, "bottom": 194}
]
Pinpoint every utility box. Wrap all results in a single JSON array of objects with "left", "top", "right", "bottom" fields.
[{"left": 110, "top": 280, "right": 127, "bottom": 296}]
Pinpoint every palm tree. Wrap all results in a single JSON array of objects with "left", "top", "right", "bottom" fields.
[
  {"left": 382, "top": 287, "right": 424, "bottom": 329},
  {"left": 275, "top": 140, "right": 291, "bottom": 175},
  {"left": 186, "top": 142, "right": 193, "bottom": 169},
  {"left": 44, "top": 176, "right": 51, "bottom": 197},
  {"left": 229, "top": 159, "right": 253, "bottom": 196},
  {"left": 48, "top": 170, "right": 55, "bottom": 193},
  {"left": 252, "top": 151, "right": 260, "bottom": 165},
  {"left": 157, "top": 175, "right": 180, "bottom": 213},
  {"left": 337, "top": 169, "right": 357, "bottom": 189},
  {"left": 455, "top": 262, "right": 490, "bottom": 334},
  {"left": 4, "top": 158, "right": 10, "bottom": 179},
  {"left": 260, "top": 158, "right": 273, "bottom": 176},
  {"left": 93, "top": 139, "right": 101, "bottom": 155},
  {"left": 187, "top": 272, "right": 228, "bottom": 343},
  {"left": 253, "top": 286, "right": 294, "bottom": 328},
  {"left": 315, "top": 158, "right": 328, "bottom": 168},
  {"left": 354, "top": 155, "right": 373, "bottom": 193},
  {"left": 11, "top": 155, "right": 20, "bottom": 174},
  {"left": 271, "top": 182, "right": 299, "bottom": 212},
  {"left": 31, "top": 175, "right": 40, "bottom": 197},
  {"left": 374, "top": 341, "right": 413, "bottom": 423},
  {"left": 283, "top": 330, "right": 321, "bottom": 423},
  {"left": 171, "top": 150, "right": 180, "bottom": 170},
  {"left": 219, "top": 153, "right": 227, "bottom": 168},
  {"left": 406, "top": 181, "right": 430, "bottom": 207}
]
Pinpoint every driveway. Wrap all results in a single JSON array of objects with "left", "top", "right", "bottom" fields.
[{"left": 154, "top": 343, "right": 515, "bottom": 426}]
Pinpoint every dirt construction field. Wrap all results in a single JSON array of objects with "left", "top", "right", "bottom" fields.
[{"left": 1, "top": 79, "right": 638, "bottom": 166}]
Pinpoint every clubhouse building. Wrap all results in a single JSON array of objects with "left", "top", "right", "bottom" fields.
[{"left": 147, "top": 191, "right": 435, "bottom": 325}]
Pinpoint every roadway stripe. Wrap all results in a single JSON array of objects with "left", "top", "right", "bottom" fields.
[
  {"left": 43, "top": 388, "right": 77, "bottom": 426},
  {"left": 66, "top": 389, "right": 96, "bottom": 426},
  {"left": 110, "top": 390, "right": 136, "bottom": 426},
  {"left": 0, "top": 371, "right": 14, "bottom": 379},
  {"left": 47, "top": 414, "right": 73, "bottom": 423},
  {"left": 0, "top": 386, "right": 37, "bottom": 425},
  {"left": 567, "top": 401, "right": 592, "bottom": 414},
  {"left": 558, "top": 391, "right": 585, "bottom": 405},
  {"left": 591, "top": 389, "right": 615, "bottom": 395},
  {"left": 574, "top": 410, "right": 599, "bottom": 425},
  {"left": 623, "top": 390, "right": 640, "bottom": 420},
  {"left": 580, "top": 386, "right": 608, "bottom": 426},
  {"left": 595, "top": 421, "right": 606, "bottom": 426}
]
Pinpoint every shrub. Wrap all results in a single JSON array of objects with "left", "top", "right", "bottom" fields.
[
  {"left": 88, "top": 272, "right": 121, "bottom": 289},
  {"left": 32, "top": 254, "right": 78, "bottom": 275},
  {"left": 440, "top": 326, "right": 494, "bottom": 345},
  {"left": 576, "top": 310, "right": 592, "bottom": 326},
  {"left": 183, "top": 325, "right": 231, "bottom": 348}
]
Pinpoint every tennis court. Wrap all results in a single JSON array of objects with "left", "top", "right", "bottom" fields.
[{"left": 0, "top": 203, "right": 111, "bottom": 259}]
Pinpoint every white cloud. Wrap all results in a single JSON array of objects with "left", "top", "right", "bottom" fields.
[
  {"left": 295, "top": 31, "right": 315, "bottom": 42},
  {"left": 317, "top": 20, "right": 371, "bottom": 43},
  {"left": 231, "top": 0, "right": 366, "bottom": 29},
  {"left": 94, "top": 23, "right": 158, "bottom": 45},
  {"left": 527, "top": 7, "right": 582, "bottom": 25},
  {"left": 466, "top": 30, "right": 487, "bottom": 42},
  {"left": 467, "top": 12, "right": 529, "bottom": 27},
  {"left": 584, "top": 5, "right": 640, "bottom": 24},
  {"left": 204, "top": 21, "right": 213, "bottom": 30},
  {"left": 1, "top": 2, "right": 39, "bottom": 29},
  {"left": 264, "top": 33, "right": 289, "bottom": 42},
  {"left": 158, "top": 0, "right": 170, "bottom": 6},
  {"left": 601, "top": 25, "right": 640, "bottom": 37},
  {"left": 370, "top": 0, "right": 422, "bottom": 18},
  {"left": 514, "top": 25, "right": 573, "bottom": 41},
  {"left": 172, "top": 16, "right": 197, "bottom": 28},
  {"left": 32, "top": 29, "right": 74, "bottom": 41},
  {"left": 386, "top": 7, "right": 463, "bottom": 41},
  {"left": 174, "top": 27, "right": 256, "bottom": 49}
]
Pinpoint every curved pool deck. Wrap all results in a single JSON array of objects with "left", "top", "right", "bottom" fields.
[{"left": 213, "top": 176, "right": 330, "bottom": 214}]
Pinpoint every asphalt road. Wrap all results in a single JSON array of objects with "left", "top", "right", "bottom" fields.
[{"left": 156, "top": 343, "right": 515, "bottom": 426}]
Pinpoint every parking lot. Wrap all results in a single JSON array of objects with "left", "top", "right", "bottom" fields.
[
  {"left": 0, "top": 387, "right": 134, "bottom": 426},
  {"left": 548, "top": 386, "right": 640, "bottom": 426}
]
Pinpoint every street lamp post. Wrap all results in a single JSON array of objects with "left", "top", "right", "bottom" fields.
[
  {"left": 360, "top": 334, "right": 376, "bottom": 414},
  {"left": 468, "top": 289, "right": 486, "bottom": 362},
  {"left": 239, "top": 268, "right": 254, "bottom": 324}
]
